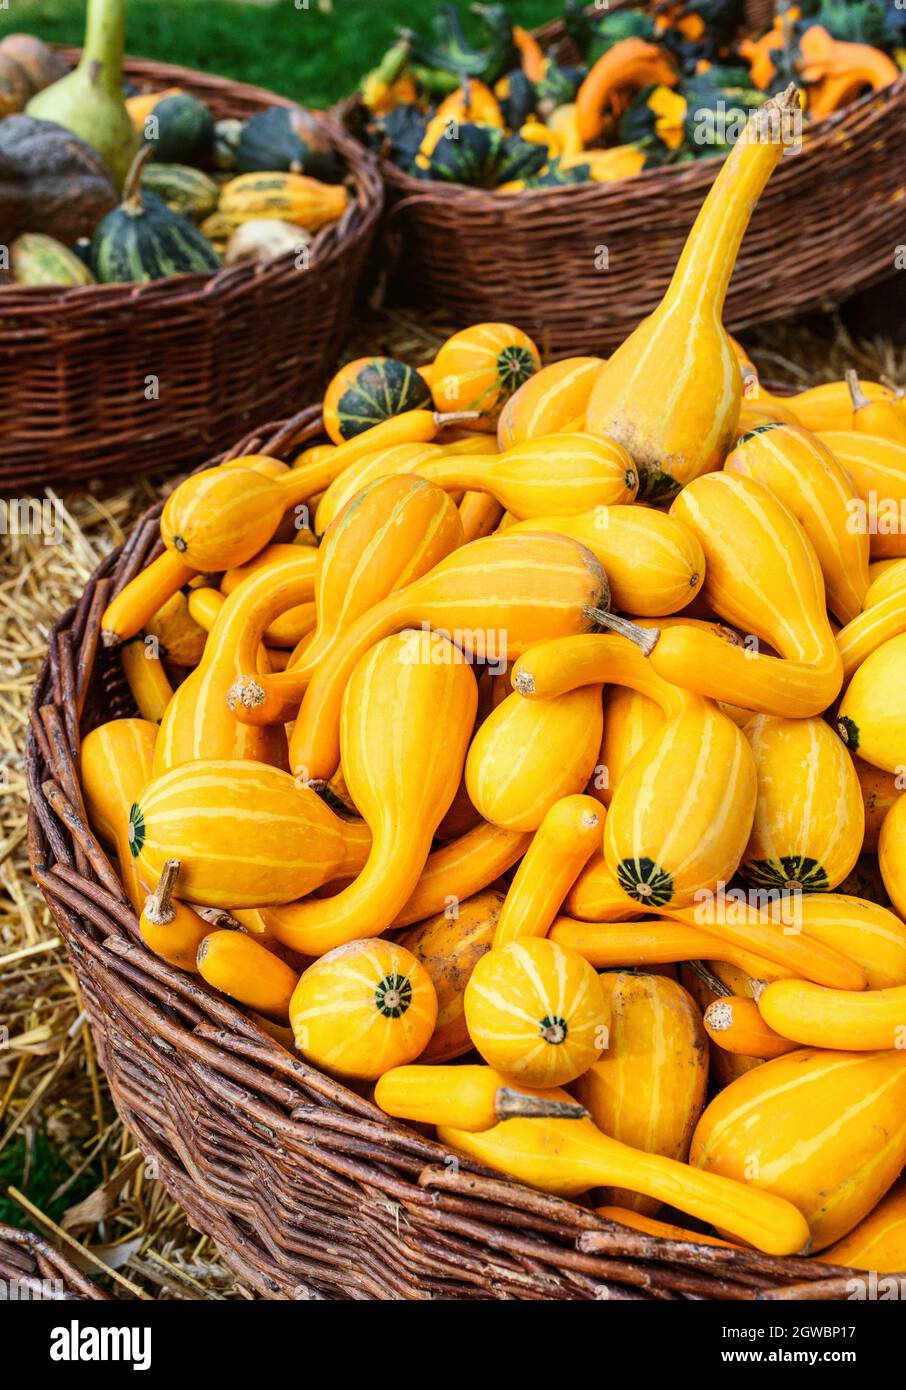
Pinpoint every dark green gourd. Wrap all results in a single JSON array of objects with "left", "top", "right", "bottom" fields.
[
  {"left": 91, "top": 149, "right": 221, "bottom": 283},
  {"left": 235, "top": 106, "right": 343, "bottom": 183},
  {"left": 144, "top": 92, "right": 214, "bottom": 166}
]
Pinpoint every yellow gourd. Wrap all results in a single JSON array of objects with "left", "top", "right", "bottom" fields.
[
  {"left": 791, "top": 379, "right": 903, "bottom": 433},
  {"left": 375, "top": 1064, "right": 589, "bottom": 1132},
  {"left": 497, "top": 357, "right": 603, "bottom": 449},
  {"left": 399, "top": 890, "right": 503, "bottom": 1062},
  {"left": 549, "top": 916, "right": 789, "bottom": 981},
  {"left": 819, "top": 1180, "right": 906, "bottom": 1272},
  {"left": 463, "top": 937, "right": 610, "bottom": 1088},
  {"left": 584, "top": 89, "right": 798, "bottom": 499},
  {"left": 836, "top": 632, "right": 906, "bottom": 772},
  {"left": 219, "top": 172, "right": 348, "bottom": 232},
  {"left": 703, "top": 996, "right": 797, "bottom": 1059},
  {"left": 691, "top": 1048, "right": 906, "bottom": 1250},
  {"left": 228, "top": 475, "right": 464, "bottom": 727},
  {"left": 506, "top": 505, "right": 705, "bottom": 616},
  {"left": 440, "top": 1108, "right": 811, "bottom": 1256},
  {"left": 492, "top": 795, "right": 602, "bottom": 946},
  {"left": 196, "top": 930, "right": 299, "bottom": 1021},
  {"left": 837, "top": 590, "right": 906, "bottom": 684},
  {"left": 288, "top": 532, "right": 609, "bottom": 787},
  {"left": 595, "top": 1206, "right": 739, "bottom": 1249},
  {"left": 138, "top": 859, "right": 211, "bottom": 973},
  {"left": 573, "top": 973, "right": 708, "bottom": 1214},
  {"left": 846, "top": 369, "right": 906, "bottom": 446},
  {"left": 458, "top": 490, "right": 504, "bottom": 542},
  {"left": 465, "top": 686, "right": 604, "bottom": 832},
  {"left": 597, "top": 686, "right": 663, "bottom": 807},
  {"left": 311, "top": 443, "right": 444, "bottom": 536},
  {"left": 430, "top": 322, "right": 540, "bottom": 426},
  {"left": 80, "top": 718, "right": 158, "bottom": 912},
  {"left": 187, "top": 586, "right": 224, "bottom": 632},
  {"left": 768, "top": 893, "right": 906, "bottom": 990},
  {"left": 864, "top": 557, "right": 906, "bottom": 608},
  {"left": 290, "top": 938, "right": 437, "bottom": 1080},
  {"left": 818, "top": 430, "right": 906, "bottom": 559},
  {"left": 132, "top": 759, "right": 371, "bottom": 909},
  {"left": 879, "top": 793, "right": 906, "bottom": 921},
  {"left": 724, "top": 423, "right": 869, "bottom": 623},
  {"left": 740, "top": 714, "right": 864, "bottom": 893},
  {"left": 101, "top": 549, "right": 196, "bottom": 648},
  {"left": 393, "top": 821, "right": 531, "bottom": 929},
  {"left": 145, "top": 589, "right": 208, "bottom": 667},
  {"left": 757, "top": 977, "right": 906, "bottom": 1052},
  {"left": 261, "top": 631, "right": 477, "bottom": 956},
  {"left": 562, "top": 851, "right": 645, "bottom": 922},
  {"left": 120, "top": 637, "right": 174, "bottom": 723},
  {"left": 854, "top": 756, "right": 900, "bottom": 852}
]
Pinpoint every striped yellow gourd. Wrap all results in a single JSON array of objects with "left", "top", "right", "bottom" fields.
[
  {"left": 154, "top": 553, "right": 316, "bottom": 773},
  {"left": 506, "top": 505, "right": 705, "bottom": 616},
  {"left": 879, "top": 793, "right": 906, "bottom": 921},
  {"left": 818, "top": 430, "right": 906, "bottom": 558},
  {"left": 740, "top": 714, "right": 864, "bottom": 894},
  {"left": 465, "top": 686, "right": 604, "bottom": 831},
  {"left": 132, "top": 759, "right": 371, "bottom": 909},
  {"left": 653, "top": 473, "right": 843, "bottom": 717},
  {"left": 492, "top": 795, "right": 602, "bottom": 945},
  {"left": 312, "top": 443, "right": 444, "bottom": 535},
  {"left": 598, "top": 685, "right": 663, "bottom": 807},
  {"left": 81, "top": 718, "right": 158, "bottom": 912},
  {"left": 288, "top": 532, "right": 609, "bottom": 786},
  {"left": 757, "top": 977, "right": 906, "bottom": 1052},
  {"left": 563, "top": 850, "right": 644, "bottom": 922},
  {"left": 550, "top": 916, "right": 790, "bottom": 980},
  {"left": 573, "top": 972, "right": 708, "bottom": 1214},
  {"left": 791, "top": 380, "right": 904, "bottom": 434},
  {"left": 393, "top": 821, "right": 531, "bottom": 929},
  {"left": 496, "top": 356, "right": 603, "bottom": 449},
  {"left": 512, "top": 632, "right": 757, "bottom": 909},
  {"left": 262, "top": 630, "right": 477, "bottom": 956},
  {"left": 864, "top": 557, "right": 906, "bottom": 608},
  {"left": 290, "top": 938, "right": 437, "bottom": 1080},
  {"left": 691, "top": 1048, "right": 906, "bottom": 1250},
  {"left": 819, "top": 1180, "right": 906, "bottom": 1273},
  {"left": 724, "top": 423, "right": 869, "bottom": 623},
  {"left": 399, "top": 889, "right": 503, "bottom": 1062},
  {"left": 584, "top": 90, "right": 798, "bottom": 500},
  {"left": 463, "top": 937, "right": 610, "bottom": 1088},
  {"left": 836, "top": 632, "right": 906, "bottom": 772},
  {"left": 837, "top": 589, "right": 906, "bottom": 683},
  {"left": 777, "top": 893, "right": 906, "bottom": 990}
]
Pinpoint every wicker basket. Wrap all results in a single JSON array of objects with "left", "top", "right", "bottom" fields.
[
  {"left": 359, "top": 1, "right": 906, "bottom": 357},
  {"left": 24, "top": 407, "right": 871, "bottom": 1302},
  {"left": 0, "top": 55, "right": 382, "bottom": 491},
  {"left": 0, "top": 1223, "right": 111, "bottom": 1301}
]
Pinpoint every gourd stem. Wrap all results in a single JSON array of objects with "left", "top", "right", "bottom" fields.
[
  {"left": 845, "top": 368, "right": 870, "bottom": 413},
  {"left": 584, "top": 607, "right": 660, "bottom": 655},
  {"left": 685, "top": 959, "right": 731, "bottom": 1000},
  {"left": 145, "top": 857, "right": 180, "bottom": 926},
  {"left": 494, "top": 1088, "right": 590, "bottom": 1122},
  {"left": 121, "top": 146, "right": 154, "bottom": 216},
  {"left": 80, "top": 0, "right": 126, "bottom": 97},
  {"left": 432, "top": 410, "right": 482, "bottom": 428}
]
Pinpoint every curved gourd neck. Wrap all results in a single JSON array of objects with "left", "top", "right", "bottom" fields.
[
  {"left": 661, "top": 97, "right": 794, "bottom": 320},
  {"left": 79, "top": 0, "right": 126, "bottom": 96}
]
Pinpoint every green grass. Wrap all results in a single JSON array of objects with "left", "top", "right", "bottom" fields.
[
  {"left": 1, "top": 1131, "right": 105, "bottom": 1237},
  {"left": 1, "top": 0, "right": 558, "bottom": 106}
]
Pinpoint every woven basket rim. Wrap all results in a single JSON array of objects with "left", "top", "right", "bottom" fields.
[
  {"left": 1, "top": 50, "right": 382, "bottom": 311},
  {"left": 23, "top": 404, "right": 878, "bottom": 1300}
]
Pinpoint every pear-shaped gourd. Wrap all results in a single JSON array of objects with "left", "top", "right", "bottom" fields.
[
  {"left": 585, "top": 86, "right": 799, "bottom": 500},
  {"left": 26, "top": 0, "right": 138, "bottom": 189}
]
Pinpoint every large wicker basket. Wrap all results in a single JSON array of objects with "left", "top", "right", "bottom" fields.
[
  {"left": 359, "top": 1, "right": 906, "bottom": 356},
  {"left": 0, "top": 56, "right": 382, "bottom": 491},
  {"left": 0, "top": 1223, "right": 111, "bottom": 1301},
  {"left": 25, "top": 407, "right": 868, "bottom": 1302}
]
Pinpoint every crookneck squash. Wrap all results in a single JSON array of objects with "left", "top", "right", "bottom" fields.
[
  {"left": 497, "top": 356, "right": 603, "bottom": 449},
  {"left": 492, "top": 795, "right": 602, "bottom": 946},
  {"left": 375, "top": 1064, "right": 588, "bottom": 1132}
]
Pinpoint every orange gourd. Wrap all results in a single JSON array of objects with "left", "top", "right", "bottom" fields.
[
  {"left": 724, "top": 423, "right": 869, "bottom": 623},
  {"left": 550, "top": 916, "right": 786, "bottom": 980},
  {"left": 145, "top": 589, "right": 208, "bottom": 667},
  {"left": 197, "top": 929, "right": 299, "bottom": 1021},
  {"left": 575, "top": 39, "right": 677, "bottom": 142},
  {"left": 497, "top": 356, "right": 603, "bottom": 449},
  {"left": 288, "top": 532, "right": 610, "bottom": 786},
  {"left": 463, "top": 937, "right": 610, "bottom": 1088},
  {"left": 691, "top": 1048, "right": 906, "bottom": 1250},
  {"left": 101, "top": 549, "right": 195, "bottom": 648},
  {"left": 819, "top": 1180, "right": 906, "bottom": 1273},
  {"left": 562, "top": 851, "right": 644, "bottom": 923},
  {"left": 228, "top": 475, "right": 464, "bottom": 727},
  {"left": 585, "top": 89, "right": 798, "bottom": 499},
  {"left": 393, "top": 821, "right": 531, "bottom": 929},
  {"left": 597, "top": 684, "right": 663, "bottom": 808},
  {"left": 791, "top": 381, "right": 904, "bottom": 434},
  {"left": 430, "top": 322, "right": 540, "bottom": 427},
  {"left": 836, "top": 632, "right": 906, "bottom": 773},
  {"left": 131, "top": 759, "right": 371, "bottom": 909},
  {"left": 757, "top": 976, "right": 906, "bottom": 1052},
  {"left": 120, "top": 638, "right": 174, "bottom": 723},
  {"left": 837, "top": 590, "right": 906, "bottom": 684},
  {"left": 703, "top": 996, "right": 797, "bottom": 1059},
  {"left": 138, "top": 858, "right": 211, "bottom": 973},
  {"left": 261, "top": 630, "right": 477, "bottom": 956},
  {"left": 846, "top": 369, "right": 906, "bottom": 446},
  {"left": 879, "top": 793, "right": 906, "bottom": 921},
  {"left": 375, "top": 1064, "right": 588, "bottom": 1132},
  {"left": 595, "top": 1206, "right": 739, "bottom": 1250},
  {"left": 80, "top": 717, "right": 158, "bottom": 911},
  {"left": 818, "top": 431, "right": 906, "bottom": 559},
  {"left": 289, "top": 938, "right": 437, "bottom": 1080},
  {"left": 573, "top": 972, "right": 708, "bottom": 1214},
  {"left": 492, "top": 795, "right": 602, "bottom": 946},
  {"left": 399, "top": 890, "right": 503, "bottom": 1062}
]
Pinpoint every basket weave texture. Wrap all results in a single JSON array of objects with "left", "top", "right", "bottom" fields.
[
  {"left": 24, "top": 406, "right": 873, "bottom": 1302},
  {"left": 364, "top": 1, "right": 906, "bottom": 356},
  {"left": 0, "top": 55, "right": 382, "bottom": 491},
  {"left": 0, "top": 1223, "right": 110, "bottom": 1301}
]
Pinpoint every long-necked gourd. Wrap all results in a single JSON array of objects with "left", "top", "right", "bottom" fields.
[
  {"left": 492, "top": 796, "right": 602, "bottom": 946},
  {"left": 463, "top": 937, "right": 610, "bottom": 1088},
  {"left": 228, "top": 474, "right": 463, "bottom": 727},
  {"left": 197, "top": 930, "right": 299, "bottom": 1021},
  {"left": 439, "top": 1108, "right": 811, "bottom": 1256},
  {"left": 724, "top": 422, "right": 869, "bottom": 623},
  {"left": 131, "top": 759, "right": 371, "bottom": 908},
  {"left": 290, "top": 938, "right": 437, "bottom": 1079},
  {"left": 739, "top": 714, "right": 864, "bottom": 893},
  {"left": 261, "top": 631, "right": 477, "bottom": 956},
  {"left": 757, "top": 977, "right": 906, "bottom": 1052},
  {"left": 573, "top": 973, "right": 708, "bottom": 1214},
  {"left": 497, "top": 356, "right": 603, "bottom": 448},
  {"left": 393, "top": 821, "right": 531, "bottom": 929},
  {"left": 584, "top": 87, "right": 799, "bottom": 500},
  {"left": 101, "top": 549, "right": 195, "bottom": 648},
  {"left": 81, "top": 717, "right": 158, "bottom": 911},
  {"left": 550, "top": 916, "right": 788, "bottom": 981},
  {"left": 691, "top": 1048, "right": 906, "bottom": 1250},
  {"left": 846, "top": 369, "right": 906, "bottom": 446},
  {"left": 375, "top": 1065, "right": 590, "bottom": 1132},
  {"left": 288, "top": 532, "right": 610, "bottom": 786}
]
